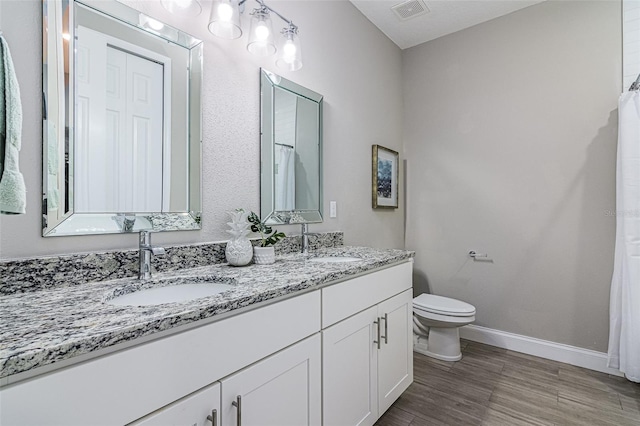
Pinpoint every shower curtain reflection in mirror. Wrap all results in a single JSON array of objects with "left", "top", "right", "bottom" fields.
[
  {"left": 275, "top": 144, "right": 295, "bottom": 211},
  {"left": 274, "top": 91, "right": 297, "bottom": 211}
]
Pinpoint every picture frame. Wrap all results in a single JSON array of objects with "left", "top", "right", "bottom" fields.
[{"left": 372, "top": 145, "right": 399, "bottom": 209}]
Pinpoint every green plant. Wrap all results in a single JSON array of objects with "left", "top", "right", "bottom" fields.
[{"left": 248, "top": 212, "right": 286, "bottom": 247}]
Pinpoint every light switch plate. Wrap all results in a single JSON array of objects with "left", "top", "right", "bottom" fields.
[{"left": 330, "top": 201, "right": 337, "bottom": 218}]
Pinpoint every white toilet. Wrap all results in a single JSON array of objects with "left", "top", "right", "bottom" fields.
[{"left": 412, "top": 294, "right": 476, "bottom": 361}]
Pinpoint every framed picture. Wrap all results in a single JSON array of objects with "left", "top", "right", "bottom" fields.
[{"left": 372, "top": 145, "right": 399, "bottom": 209}]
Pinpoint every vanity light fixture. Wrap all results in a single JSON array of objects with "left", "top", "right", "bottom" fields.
[{"left": 208, "top": 0, "right": 303, "bottom": 71}]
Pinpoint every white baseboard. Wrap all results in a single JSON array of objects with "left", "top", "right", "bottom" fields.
[{"left": 459, "top": 324, "right": 623, "bottom": 377}]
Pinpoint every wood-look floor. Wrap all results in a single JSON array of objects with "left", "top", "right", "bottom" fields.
[{"left": 376, "top": 340, "right": 640, "bottom": 426}]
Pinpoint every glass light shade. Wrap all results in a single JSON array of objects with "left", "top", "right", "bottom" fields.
[
  {"left": 208, "top": 0, "right": 242, "bottom": 39},
  {"left": 160, "top": 0, "right": 202, "bottom": 16},
  {"left": 276, "top": 30, "right": 302, "bottom": 71},
  {"left": 247, "top": 11, "right": 276, "bottom": 57}
]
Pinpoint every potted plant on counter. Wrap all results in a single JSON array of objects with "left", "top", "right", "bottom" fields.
[{"left": 248, "top": 212, "right": 285, "bottom": 265}]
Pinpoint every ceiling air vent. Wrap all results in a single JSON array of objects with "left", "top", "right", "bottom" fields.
[{"left": 391, "top": 0, "right": 430, "bottom": 21}]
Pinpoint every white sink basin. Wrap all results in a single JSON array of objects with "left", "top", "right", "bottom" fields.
[
  {"left": 106, "top": 280, "right": 234, "bottom": 307},
  {"left": 309, "top": 256, "right": 362, "bottom": 263}
]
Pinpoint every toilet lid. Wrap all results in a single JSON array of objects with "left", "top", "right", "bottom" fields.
[{"left": 413, "top": 294, "right": 476, "bottom": 317}]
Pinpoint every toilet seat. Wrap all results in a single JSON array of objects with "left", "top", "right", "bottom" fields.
[{"left": 413, "top": 294, "right": 475, "bottom": 317}]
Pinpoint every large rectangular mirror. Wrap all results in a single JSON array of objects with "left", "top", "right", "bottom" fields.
[
  {"left": 260, "top": 69, "right": 323, "bottom": 225},
  {"left": 42, "top": 0, "right": 202, "bottom": 236}
]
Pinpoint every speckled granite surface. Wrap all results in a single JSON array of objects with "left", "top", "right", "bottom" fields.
[
  {"left": 0, "top": 232, "right": 344, "bottom": 295},
  {"left": 0, "top": 245, "right": 413, "bottom": 379}
]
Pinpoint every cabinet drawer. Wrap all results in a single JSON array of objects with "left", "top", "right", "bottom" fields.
[
  {"left": 0, "top": 291, "right": 321, "bottom": 426},
  {"left": 322, "top": 262, "right": 412, "bottom": 328},
  {"left": 129, "top": 382, "right": 220, "bottom": 426}
]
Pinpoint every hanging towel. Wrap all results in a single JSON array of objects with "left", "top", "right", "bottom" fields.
[{"left": 0, "top": 34, "right": 26, "bottom": 215}]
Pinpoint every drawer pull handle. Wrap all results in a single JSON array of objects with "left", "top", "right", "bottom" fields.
[
  {"left": 373, "top": 318, "right": 381, "bottom": 349},
  {"left": 232, "top": 395, "right": 242, "bottom": 426},
  {"left": 207, "top": 408, "right": 218, "bottom": 426},
  {"left": 381, "top": 313, "right": 388, "bottom": 344}
]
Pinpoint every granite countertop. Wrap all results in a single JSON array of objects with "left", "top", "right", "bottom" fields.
[{"left": 0, "top": 246, "right": 413, "bottom": 381}]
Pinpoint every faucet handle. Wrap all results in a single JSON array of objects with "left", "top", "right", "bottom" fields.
[
  {"left": 139, "top": 231, "right": 166, "bottom": 256},
  {"left": 150, "top": 246, "right": 166, "bottom": 256}
]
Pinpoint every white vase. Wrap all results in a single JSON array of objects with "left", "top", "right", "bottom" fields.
[
  {"left": 225, "top": 238, "right": 253, "bottom": 266},
  {"left": 253, "top": 246, "right": 275, "bottom": 265}
]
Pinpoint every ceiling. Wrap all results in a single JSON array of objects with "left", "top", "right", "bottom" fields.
[{"left": 350, "top": 0, "right": 545, "bottom": 49}]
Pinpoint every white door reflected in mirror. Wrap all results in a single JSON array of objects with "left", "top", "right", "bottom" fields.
[{"left": 75, "top": 26, "right": 169, "bottom": 213}]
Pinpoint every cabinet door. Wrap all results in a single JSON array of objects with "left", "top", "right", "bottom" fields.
[
  {"left": 130, "top": 382, "right": 220, "bottom": 426},
  {"left": 377, "top": 289, "right": 414, "bottom": 414},
  {"left": 220, "top": 334, "right": 321, "bottom": 426},
  {"left": 322, "top": 306, "right": 379, "bottom": 426}
]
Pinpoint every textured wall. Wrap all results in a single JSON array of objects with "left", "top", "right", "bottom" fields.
[
  {"left": 403, "top": 0, "right": 621, "bottom": 352},
  {"left": 0, "top": 0, "right": 404, "bottom": 260}
]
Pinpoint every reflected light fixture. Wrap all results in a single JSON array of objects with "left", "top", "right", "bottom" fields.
[
  {"left": 160, "top": 0, "right": 202, "bottom": 17},
  {"left": 207, "top": 0, "right": 303, "bottom": 71},
  {"left": 139, "top": 15, "right": 165, "bottom": 31}
]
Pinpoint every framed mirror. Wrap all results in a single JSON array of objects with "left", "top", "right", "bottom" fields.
[
  {"left": 42, "top": 0, "right": 203, "bottom": 236},
  {"left": 260, "top": 69, "right": 323, "bottom": 225}
]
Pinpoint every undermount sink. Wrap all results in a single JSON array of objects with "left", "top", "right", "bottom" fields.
[
  {"left": 106, "top": 277, "right": 235, "bottom": 307},
  {"left": 309, "top": 256, "right": 362, "bottom": 263}
]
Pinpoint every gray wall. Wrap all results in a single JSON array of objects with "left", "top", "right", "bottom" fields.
[
  {"left": 403, "top": 0, "right": 621, "bottom": 352},
  {"left": 0, "top": 0, "right": 405, "bottom": 259}
]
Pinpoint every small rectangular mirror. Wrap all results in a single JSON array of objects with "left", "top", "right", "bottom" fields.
[
  {"left": 260, "top": 69, "right": 323, "bottom": 225},
  {"left": 42, "top": 0, "right": 202, "bottom": 236}
]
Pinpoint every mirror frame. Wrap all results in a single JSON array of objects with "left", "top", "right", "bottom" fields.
[
  {"left": 260, "top": 69, "right": 323, "bottom": 225},
  {"left": 41, "top": 0, "right": 203, "bottom": 236}
]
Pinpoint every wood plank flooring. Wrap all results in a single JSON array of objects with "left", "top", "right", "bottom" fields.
[{"left": 376, "top": 340, "right": 640, "bottom": 426}]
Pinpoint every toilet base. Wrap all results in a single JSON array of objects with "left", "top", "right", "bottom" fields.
[{"left": 413, "top": 327, "right": 463, "bottom": 362}]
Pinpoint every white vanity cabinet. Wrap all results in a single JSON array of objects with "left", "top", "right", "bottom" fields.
[
  {"left": 321, "top": 262, "right": 413, "bottom": 426},
  {"left": 0, "top": 259, "right": 413, "bottom": 426}
]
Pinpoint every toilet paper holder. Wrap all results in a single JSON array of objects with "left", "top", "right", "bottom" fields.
[{"left": 468, "top": 251, "right": 487, "bottom": 258}]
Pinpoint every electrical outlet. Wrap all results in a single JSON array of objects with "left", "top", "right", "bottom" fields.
[{"left": 330, "top": 201, "right": 337, "bottom": 218}]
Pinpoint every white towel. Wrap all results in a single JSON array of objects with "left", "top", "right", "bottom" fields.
[{"left": 0, "top": 34, "right": 26, "bottom": 215}]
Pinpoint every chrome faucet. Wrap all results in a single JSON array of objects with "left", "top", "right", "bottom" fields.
[
  {"left": 301, "top": 223, "right": 319, "bottom": 254},
  {"left": 139, "top": 231, "right": 165, "bottom": 280}
]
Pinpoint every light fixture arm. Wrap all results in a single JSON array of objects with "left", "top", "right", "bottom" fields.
[{"left": 246, "top": 0, "right": 297, "bottom": 30}]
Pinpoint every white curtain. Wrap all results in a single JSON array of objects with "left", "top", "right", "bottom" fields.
[
  {"left": 275, "top": 144, "right": 295, "bottom": 211},
  {"left": 607, "top": 89, "right": 640, "bottom": 383}
]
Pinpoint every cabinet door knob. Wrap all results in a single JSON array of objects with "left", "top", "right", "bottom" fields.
[
  {"left": 232, "top": 395, "right": 242, "bottom": 426},
  {"left": 207, "top": 408, "right": 218, "bottom": 426},
  {"left": 373, "top": 318, "right": 381, "bottom": 349},
  {"left": 381, "top": 313, "right": 388, "bottom": 344}
]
